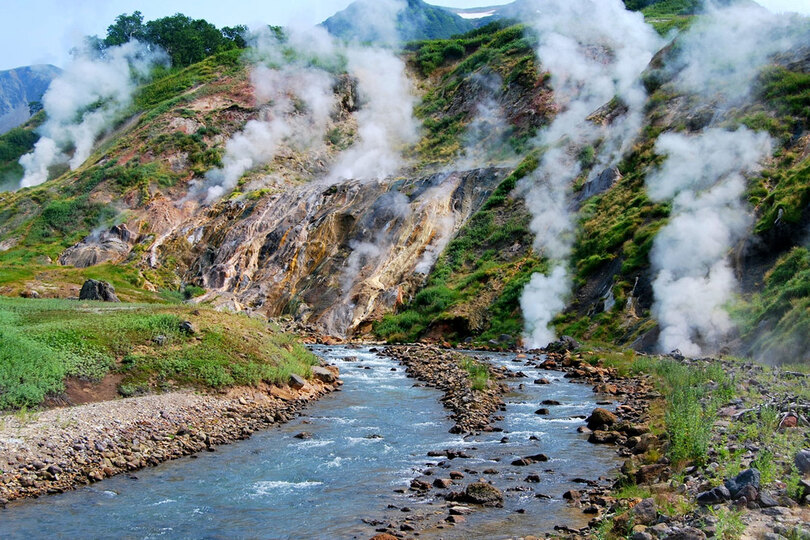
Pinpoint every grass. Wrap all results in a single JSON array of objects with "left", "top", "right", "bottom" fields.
[
  {"left": 0, "top": 297, "right": 317, "bottom": 410},
  {"left": 459, "top": 357, "right": 490, "bottom": 391}
]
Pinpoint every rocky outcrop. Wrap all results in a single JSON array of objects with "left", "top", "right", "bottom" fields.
[
  {"left": 78, "top": 279, "right": 120, "bottom": 302},
  {"left": 60, "top": 224, "right": 135, "bottom": 268},
  {"left": 184, "top": 168, "right": 506, "bottom": 336}
]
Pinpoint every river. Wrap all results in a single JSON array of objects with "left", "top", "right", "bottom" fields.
[{"left": 0, "top": 346, "right": 620, "bottom": 539}]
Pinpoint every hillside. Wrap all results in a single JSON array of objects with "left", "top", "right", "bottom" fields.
[
  {"left": 323, "top": 0, "right": 474, "bottom": 42},
  {"left": 0, "top": 65, "right": 60, "bottom": 134},
  {"left": 0, "top": 4, "right": 807, "bottom": 365}
]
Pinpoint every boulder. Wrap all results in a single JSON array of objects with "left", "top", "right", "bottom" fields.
[
  {"left": 724, "top": 468, "right": 760, "bottom": 499},
  {"left": 179, "top": 320, "right": 197, "bottom": 334},
  {"left": 463, "top": 482, "right": 504, "bottom": 506},
  {"left": 697, "top": 485, "right": 731, "bottom": 506},
  {"left": 633, "top": 498, "right": 658, "bottom": 525},
  {"left": 289, "top": 373, "right": 307, "bottom": 390},
  {"left": 795, "top": 449, "right": 810, "bottom": 475},
  {"left": 663, "top": 527, "right": 706, "bottom": 540},
  {"left": 587, "top": 408, "right": 618, "bottom": 430},
  {"left": 546, "top": 336, "right": 581, "bottom": 353},
  {"left": 311, "top": 366, "right": 337, "bottom": 383},
  {"left": 79, "top": 279, "right": 120, "bottom": 302}
]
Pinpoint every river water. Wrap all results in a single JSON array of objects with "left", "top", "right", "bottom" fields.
[{"left": 0, "top": 346, "right": 619, "bottom": 539}]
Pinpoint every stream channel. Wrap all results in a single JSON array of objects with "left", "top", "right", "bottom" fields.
[{"left": 0, "top": 345, "right": 620, "bottom": 539}]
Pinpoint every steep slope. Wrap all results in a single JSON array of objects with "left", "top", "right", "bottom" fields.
[
  {"left": 0, "top": 65, "right": 60, "bottom": 134},
  {"left": 323, "top": 0, "right": 474, "bottom": 43}
]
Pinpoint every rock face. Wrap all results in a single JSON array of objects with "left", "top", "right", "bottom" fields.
[
  {"left": 60, "top": 224, "right": 135, "bottom": 268},
  {"left": 180, "top": 168, "right": 505, "bottom": 336},
  {"left": 78, "top": 280, "right": 120, "bottom": 302},
  {"left": 0, "top": 64, "right": 61, "bottom": 133}
]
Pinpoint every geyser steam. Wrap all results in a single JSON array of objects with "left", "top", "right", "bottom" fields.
[
  {"left": 19, "top": 41, "right": 165, "bottom": 188},
  {"left": 645, "top": 3, "right": 807, "bottom": 355},
  {"left": 520, "top": 0, "right": 660, "bottom": 348}
]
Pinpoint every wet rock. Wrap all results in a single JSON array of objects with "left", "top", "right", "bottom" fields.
[
  {"left": 588, "top": 431, "right": 619, "bottom": 444},
  {"left": 463, "top": 482, "right": 504, "bottom": 506},
  {"left": 449, "top": 505, "right": 472, "bottom": 515},
  {"left": 78, "top": 280, "right": 120, "bottom": 302},
  {"left": 294, "top": 432, "right": 313, "bottom": 440},
  {"left": 449, "top": 471, "right": 464, "bottom": 479},
  {"left": 370, "top": 534, "right": 398, "bottom": 540},
  {"left": 433, "top": 478, "right": 452, "bottom": 489},
  {"left": 535, "top": 408, "right": 550, "bottom": 415},
  {"left": 525, "top": 474, "right": 541, "bottom": 483},
  {"left": 542, "top": 400, "right": 562, "bottom": 406},
  {"left": 410, "top": 479, "right": 431, "bottom": 491},
  {"left": 445, "top": 514, "right": 465, "bottom": 524},
  {"left": 586, "top": 408, "right": 617, "bottom": 430},
  {"left": 546, "top": 336, "right": 580, "bottom": 353},
  {"left": 534, "top": 378, "right": 551, "bottom": 385},
  {"left": 724, "top": 468, "right": 760, "bottom": 498},
  {"left": 563, "top": 490, "right": 580, "bottom": 500}
]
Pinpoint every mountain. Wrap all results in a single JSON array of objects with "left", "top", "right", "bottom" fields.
[
  {"left": 0, "top": 64, "right": 60, "bottom": 134},
  {"left": 322, "top": 0, "right": 475, "bottom": 43}
]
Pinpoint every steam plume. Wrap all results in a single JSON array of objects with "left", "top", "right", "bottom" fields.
[
  {"left": 519, "top": 0, "right": 661, "bottom": 348},
  {"left": 19, "top": 41, "right": 164, "bottom": 188},
  {"left": 645, "top": 3, "right": 808, "bottom": 355},
  {"left": 326, "top": 46, "right": 418, "bottom": 183},
  {"left": 199, "top": 27, "right": 337, "bottom": 203}
]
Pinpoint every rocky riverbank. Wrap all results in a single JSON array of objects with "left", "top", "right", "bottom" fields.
[
  {"left": 383, "top": 345, "right": 510, "bottom": 433},
  {"left": 547, "top": 351, "right": 810, "bottom": 539},
  {"left": 0, "top": 367, "right": 340, "bottom": 505}
]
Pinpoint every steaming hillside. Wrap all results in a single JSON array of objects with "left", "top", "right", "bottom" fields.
[{"left": 0, "top": 1, "right": 809, "bottom": 364}]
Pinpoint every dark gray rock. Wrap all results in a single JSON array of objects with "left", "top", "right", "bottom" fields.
[
  {"left": 795, "top": 449, "right": 810, "bottom": 475},
  {"left": 664, "top": 527, "right": 707, "bottom": 540},
  {"left": 78, "top": 280, "right": 120, "bottom": 302},
  {"left": 758, "top": 491, "right": 780, "bottom": 508},
  {"left": 724, "top": 468, "right": 760, "bottom": 498},
  {"left": 697, "top": 485, "right": 731, "bottom": 505}
]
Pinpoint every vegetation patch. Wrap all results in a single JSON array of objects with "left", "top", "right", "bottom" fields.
[{"left": 0, "top": 297, "right": 316, "bottom": 410}]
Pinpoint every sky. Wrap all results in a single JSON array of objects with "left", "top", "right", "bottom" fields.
[{"left": 0, "top": 0, "right": 808, "bottom": 71}]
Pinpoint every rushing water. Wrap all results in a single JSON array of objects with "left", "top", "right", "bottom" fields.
[{"left": 0, "top": 346, "right": 619, "bottom": 539}]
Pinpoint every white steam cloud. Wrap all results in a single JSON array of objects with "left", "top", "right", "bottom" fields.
[
  {"left": 19, "top": 41, "right": 164, "bottom": 188},
  {"left": 644, "top": 3, "right": 808, "bottom": 355},
  {"left": 648, "top": 129, "right": 772, "bottom": 356},
  {"left": 519, "top": 0, "right": 661, "bottom": 348},
  {"left": 326, "top": 46, "right": 419, "bottom": 183},
  {"left": 199, "top": 27, "right": 337, "bottom": 203}
]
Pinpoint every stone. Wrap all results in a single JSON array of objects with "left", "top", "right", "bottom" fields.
[
  {"left": 563, "top": 490, "right": 580, "bottom": 500},
  {"left": 633, "top": 498, "right": 658, "bottom": 526},
  {"left": 463, "top": 482, "right": 504, "bottom": 506},
  {"left": 758, "top": 491, "right": 780, "bottom": 508},
  {"left": 179, "top": 320, "right": 197, "bottom": 334},
  {"left": 294, "top": 432, "right": 313, "bottom": 440},
  {"left": 525, "top": 474, "right": 541, "bottom": 483},
  {"left": 724, "top": 468, "right": 761, "bottom": 498},
  {"left": 697, "top": 485, "right": 731, "bottom": 505},
  {"left": 542, "top": 400, "right": 562, "bottom": 406},
  {"left": 449, "top": 471, "right": 464, "bottom": 479},
  {"left": 663, "top": 527, "right": 706, "bottom": 540},
  {"left": 311, "top": 366, "right": 336, "bottom": 384},
  {"left": 635, "top": 464, "right": 668, "bottom": 484},
  {"left": 433, "top": 478, "right": 452, "bottom": 489},
  {"left": 534, "top": 378, "right": 551, "bottom": 385},
  {"left": 589, "top": 431, "right": 619, "bottom": 444},
  {"left": 795, "top": 449, "right": 810, "bottom": 475},
  {"left": 780, "top": 414, "right": 798, "bottom": 429},
  {"left": 631, "top": 533, "right": 654, "bottom": 540},
  {"left": 737, "top": 483, "right": 758, "bottom": 502},
  {"left": 370, "top": 535, "right": 398, "bottom": 540},
  {"left": 410, "top": 479, "right": 431, "bottom": 491},
  {"left": 449, "top": 506, "right": 472, "bottom": 515},
  {"left": 535, "top": 408, "right": 550, "bottom": 415},
  {"left": 587, "top": 408, "right": 618, "bottom": 430},
  {"left": 78, "top": 279, "right": 120, "bottom": 302},
  {"left": 289, "top": 374, "right": 307, "bottom": 390}
]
